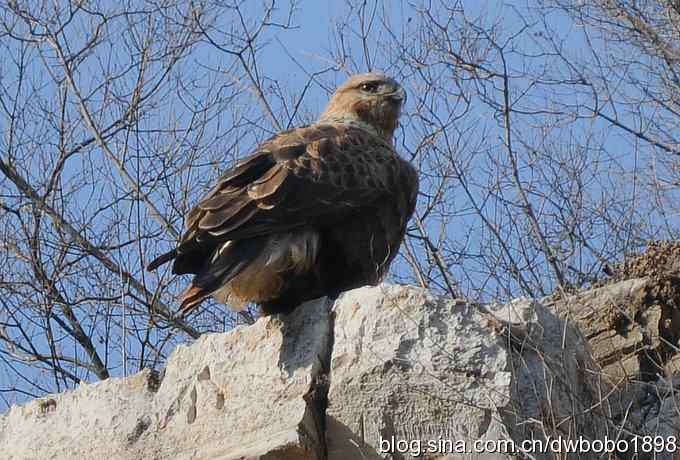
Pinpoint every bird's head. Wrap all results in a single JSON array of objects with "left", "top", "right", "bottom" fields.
[{"left": 319, "top": 72, "right": 406, "bottom": 141}]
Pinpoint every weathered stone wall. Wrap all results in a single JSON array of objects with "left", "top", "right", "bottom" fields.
[
  {"left": 0, "top": 297, "right": 332, "bottom": 460},
  {"left": 2, "top": 277, "right": 680, "bottom": 459}
]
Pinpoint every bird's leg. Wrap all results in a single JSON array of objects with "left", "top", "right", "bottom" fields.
[{"left": 260, "top": 297, "right": 299, "bottom": 316}]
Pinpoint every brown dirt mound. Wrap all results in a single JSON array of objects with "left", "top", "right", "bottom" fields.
[
  {"left": 611, "top": 240, "right": 680, "bottom": 281},
  {"left": 596, "top": 240, "right": 680, "bottom": 381}
]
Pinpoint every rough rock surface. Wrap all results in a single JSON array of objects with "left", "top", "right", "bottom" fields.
[
  {"left": 0, "top": 296, "right": 333, "bottom": 460},
  {"left": 3, "top": 278, "right": 680, "bottom": 459},
  {"left": 549, "top": 241, "right": 680, "bottom": 438},
  {"left": 327, "top": 285, "right": 611, "bottom": 459}
]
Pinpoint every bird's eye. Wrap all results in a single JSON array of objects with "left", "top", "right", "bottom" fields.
[{"left": 360, "top": 82, "right": 381, "bottom": 93}]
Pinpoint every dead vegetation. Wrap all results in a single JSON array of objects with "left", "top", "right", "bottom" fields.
[
  {"left": 556, "top": 241, "right": 680, "bottom": 386},
  {"left": 609, "top": 241, "right": 680, "bottom": 282}
]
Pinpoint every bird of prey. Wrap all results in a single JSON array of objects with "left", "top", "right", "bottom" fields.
[{"left": 147, "top": 73, "right": 418, "bottom": 316}]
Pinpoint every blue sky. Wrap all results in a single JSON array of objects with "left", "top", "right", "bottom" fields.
[{"left": 0, "top": 0, "right": 678, "bottom": 408}]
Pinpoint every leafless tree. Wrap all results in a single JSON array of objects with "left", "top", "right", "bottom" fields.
[
  {"left": 0, "top": 0, "right": 677, "bottom": 408},
  {"left": 326, "top": 0, "right": 679, "bottom": 298}
]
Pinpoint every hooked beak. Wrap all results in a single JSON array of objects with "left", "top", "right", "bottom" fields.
[{"left": 387, "top": 86, "right": 406, "bottom": 103}]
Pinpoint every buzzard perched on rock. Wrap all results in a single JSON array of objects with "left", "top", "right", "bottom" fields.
[{"left": 147, "top": 73, "right": 418, "bottom": 316}]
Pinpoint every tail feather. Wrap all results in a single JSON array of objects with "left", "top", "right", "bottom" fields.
[
  {"left": 147, "top": 249, "right": 178, "bottom": 271},
  {"left": 176, "top": 284, "right": 211, "bottom": 317},
  {"left": 173, "top": 237, "right": 269, "bottom": 317}
]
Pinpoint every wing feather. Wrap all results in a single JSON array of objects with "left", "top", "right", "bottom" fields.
[
  {"left": 197, "top": 187, "right": 242, "bottom": 211},
  {"left": 247, "top": 164, "right": 289, "bottom": 199},
  {"left": 197, "top": 197, "right": 253, "bottom": 230},
  {"left": 165, "top": 123, "right": 410, "bottom": 274},
  {"left": 216, "top": 152, "right": 274, "bottom": 189},
  {"left": 201, "top": 204, "right": 259, "bottom": 236}
]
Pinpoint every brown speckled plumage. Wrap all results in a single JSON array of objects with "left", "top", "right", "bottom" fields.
[{"left": 147, "top": 73, "right": 418, "bottom": 316}]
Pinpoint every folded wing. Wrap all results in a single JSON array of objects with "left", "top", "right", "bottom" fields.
[{"left": 148, "top": 123, "right": 407, "bottom": 277}]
